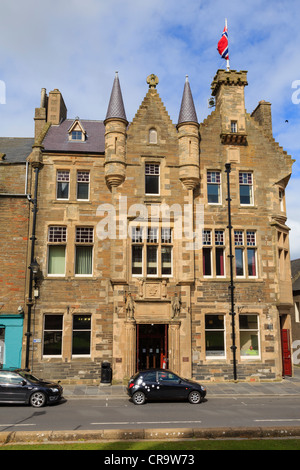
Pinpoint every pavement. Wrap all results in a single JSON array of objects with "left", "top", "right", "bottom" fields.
[
  {"left": 1, "top": 370, "right": 300, "bottom": 446},
  {"left": 63, "top": 368, "right": 300, "bottom": 399}
]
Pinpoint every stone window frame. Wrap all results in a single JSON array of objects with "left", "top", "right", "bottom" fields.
[
  {"left": 204, "top": 314, "right": 227, "bottom": 360},
  {"left": 234, "top": 229, "right": 258, "bottom": 279},
  {"left": 202, "top": 229, "right": 226, "bottom": 278},
  {"left": 42, "top": 314, "right": 64, "bottom": 358},
  {"left": 76, "top": 170, "right": 90, "bottom": 201},
  {"left": 230, "top": 120, "right": 238, "bottom": 133},
  {"left": 207, "top": 170, "right": 222, "bottom": 205},
  {"left": 239, "top": 314, "right": 261, "bottom": 360},
  {"left": 145, "top": 163, "right": 160, "bottom": 195},
  {"left": 74, "top": 226, "right": 94, "bottom": 277},
  {"left": 56, "top": 170, "right": 70, "bottom": 200},
  {"left": 131, "top": 225, "right": 173, "bottom": 278},
  {"left": 47, "top": 226, "right": 67, "bottom": 277},
  {"left": 239, "top": 171, "right": 254, "bottom": 206}
]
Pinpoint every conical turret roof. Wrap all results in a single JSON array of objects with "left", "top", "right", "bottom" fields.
[
  {"left": 177, "top": 76, "right": 198, "bottom": 125},
  {"left": 105, "top": 72, "right": 127, "bottom": 122}
]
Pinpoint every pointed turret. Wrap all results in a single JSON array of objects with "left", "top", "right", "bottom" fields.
[
  {"left": 105, "top": 72, "right": 127, "bottom": 123},
  {"left": 177, "top": 76, "right": 200, "bottom": 190},
  {"left": 104, "top": 72, "right": 127, "bottom": 189},
  {"left": 178, "top": 76, "right": 198, "bottom": 125}
]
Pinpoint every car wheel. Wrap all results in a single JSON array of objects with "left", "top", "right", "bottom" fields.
[
  {"left": 132, "top": 391, "right": 146, "bottom": 405},
  {"left": 188, "top": 390, "right": 201, "bottom": 404},
  {"left": 30, "top": 391, "right": 47, "bottom": 408}
]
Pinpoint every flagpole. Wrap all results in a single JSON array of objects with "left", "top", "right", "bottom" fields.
[{"left": 225, "top": 18, "right": 230, "bottom": 71}]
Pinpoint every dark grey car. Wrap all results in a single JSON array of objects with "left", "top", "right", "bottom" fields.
[{"left": 0, "top": 370, "right": 63, "bottom": 407}]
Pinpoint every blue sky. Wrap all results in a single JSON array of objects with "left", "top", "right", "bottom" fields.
[{"left": 0, "top": 0, "right": 299, "bottom": 258}]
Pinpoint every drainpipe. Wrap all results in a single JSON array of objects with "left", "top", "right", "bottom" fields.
[
  {"left": 25, "top": 166, "right": 40, "bottom": 370},
  {"left": 225, "top": 163, "right": 238, "bottom": 381},
  {"left": 25, "top": 147, "right": 42, "bottom": 371}
]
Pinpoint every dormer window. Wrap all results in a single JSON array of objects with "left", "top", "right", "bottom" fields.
[
  {"left": 71, "top": 131, "right": 83, "bottom": 140},
  {"left": 68, "top": 118, "right": 86, "bottom": 142}
]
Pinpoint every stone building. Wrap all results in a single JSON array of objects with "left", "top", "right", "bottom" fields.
[
  {"left": 291, "top": 259, "right": 300, "bottom": 344},
  {"left": 0, "top": 137, "right": 34, "bottom": 369},
  {"left": 0, "top": 69, "right": 295, "bottom": 383}
]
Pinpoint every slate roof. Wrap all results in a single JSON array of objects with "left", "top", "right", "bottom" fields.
[
  {"left": 292, "top": 259, "right": 300, "bottom": 292},
  {"left": 42, "top": 119, "right": 105, "bottom": 153},
  {"left": 0, "top": 137, "right": 34, "bottom": 163},
  {"left": 105, "top": 72, "right": 127, "bottom": 122},
  {"left": 177, "top": 76, "right": 198, "bottom": 125}
]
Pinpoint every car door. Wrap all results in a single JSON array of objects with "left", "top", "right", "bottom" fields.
[
  {"left": 142, "top": 371, "right": 162, "bottom": 400},
  {"left": 0, "top": 372, "right": 28, "bottom": 402},
  {"left": 157, "top": 371, "right": 186, "bottom": 400}
]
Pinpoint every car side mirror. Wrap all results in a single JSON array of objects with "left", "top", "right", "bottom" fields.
[{"left": 21, "top": 380, "right": 27, "bottom": 386}]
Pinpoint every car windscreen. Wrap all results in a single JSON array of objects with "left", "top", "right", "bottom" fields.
[{"left": 18, "top": 371, "right": 41, "bottom": 384}]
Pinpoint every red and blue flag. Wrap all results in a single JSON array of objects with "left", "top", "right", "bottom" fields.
[{"left": 217, "top": 26, "right": 229, "bottom": 60}]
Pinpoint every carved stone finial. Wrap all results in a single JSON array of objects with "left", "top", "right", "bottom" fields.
[{"left": 147, "top": 74, "right": 159, "bottom": 89}]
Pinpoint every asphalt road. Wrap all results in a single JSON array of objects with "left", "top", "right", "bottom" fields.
[{"left": 1, "top": 396, "right": 300, "bottom": 433}]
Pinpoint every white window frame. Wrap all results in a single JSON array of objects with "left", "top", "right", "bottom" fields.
[
  {"left": 56, "top": 170, "right": 70, "bottom": 200},
  {"left": 205, "top": 314, "right": 226, "bottom": 360},
  {"left": 43, "top": 314, "right": 63, "bottom": 358},
  {"left": 145, "top": 163, "right": 160, "bottom": 195},
  {"left": 75, "top": 227, "right": 94, "bottom": 277},
  {"left": 76, "top": 171, "right": 90, "bottom": 201},
  {"left": 239, "top": 172, "right": 254, "bottom": 206},
  {"left": 207, "top": 171, "right": 221, "bottom": 205},
  {"left": 72, "top": 314, "right": 91, "bottom": 357},
  {"left": 239, "top": 314, "right": 261, "bottom": 360},
  {"left": 47, "top": 226, "right": 67, "bottom": 277}
]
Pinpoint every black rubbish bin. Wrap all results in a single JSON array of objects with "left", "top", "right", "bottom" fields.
[{"left": 101, "top": 361, "right": 112, "bottom": 384}]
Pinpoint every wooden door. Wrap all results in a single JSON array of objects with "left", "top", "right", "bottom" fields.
[{"left": 281, "top": 329, "right": 292, "bottom": 376}]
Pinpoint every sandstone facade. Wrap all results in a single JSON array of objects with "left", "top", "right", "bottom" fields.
[{"left": 0, "top": 70, "right": 294, "bottom": 383}]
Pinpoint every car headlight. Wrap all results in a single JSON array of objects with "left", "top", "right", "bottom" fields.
[
  {"left": 50, "top": 387, "right": 59, "bottom": 393},
  {"left": 200, "top": 386, "right": 206, "bottom": 392}
]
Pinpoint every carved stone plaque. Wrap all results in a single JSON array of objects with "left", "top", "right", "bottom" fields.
[{"left": 145, "top": 283, "right": 161, "bottom": 299}]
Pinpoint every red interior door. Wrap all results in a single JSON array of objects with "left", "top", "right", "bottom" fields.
[{"left": 281, "top": 329, "right": 292, "bottom": 376}]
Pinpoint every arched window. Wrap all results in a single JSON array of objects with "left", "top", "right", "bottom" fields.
[{"left": 149, "top": 128, "right": 157, "bottom": 144}]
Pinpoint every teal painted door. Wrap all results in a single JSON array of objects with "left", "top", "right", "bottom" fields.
[{"left": 0, "top": 315, "right": 24, "bottom": 369}]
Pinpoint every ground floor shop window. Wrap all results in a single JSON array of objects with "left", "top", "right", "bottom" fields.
[
  {"left": 43, "top": 315, "right": 63, "bottom": 356},
  {"left": 205, "top": 315, "right": 225, "bottom": 358},
  {"left": 239, "top": 314, "right": 260, "bottom": 358},
  {"left": 72, "top": 315, "right": 91, "bottom": 356}
]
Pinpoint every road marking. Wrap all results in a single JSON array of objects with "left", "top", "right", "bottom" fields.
[
  {"left": 254, "top": 419, "right": 300, "bottom": 422},
  {"left": 0, "top": 424, "right": 36, "bottom": 427},
  {"left": 91, "top": 420, "right": 202, "bottom": 425}
]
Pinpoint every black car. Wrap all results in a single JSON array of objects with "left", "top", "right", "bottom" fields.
[
  {"left": 0, "top": 370, "right": 63, "bottom": 408},
  {"left": 127, "top": 369, "right": 206, "bottom": 405}
]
